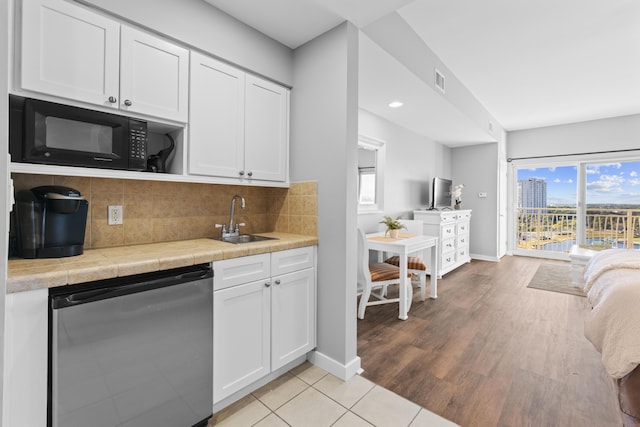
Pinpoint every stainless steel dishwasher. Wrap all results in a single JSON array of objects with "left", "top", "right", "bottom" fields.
[{"left": 48, "top": 264, "right": 213, "bottom": 427}]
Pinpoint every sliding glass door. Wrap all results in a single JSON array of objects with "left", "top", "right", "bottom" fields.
[
  {"left": 514, "top": 164, "right": 578, "bottom": 259},
  {"left": 585, "top": 162, "right": 640, "bottom": 250},
  {"left": 512, "top": 158, "right": 640, "bottom": 259}
]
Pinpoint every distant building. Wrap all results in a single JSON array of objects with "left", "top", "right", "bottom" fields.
[{"left": 519, "top": 178, "right": 547, "bottom": 208}]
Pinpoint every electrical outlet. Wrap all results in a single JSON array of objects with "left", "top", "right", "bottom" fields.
[
  {"left": 478, "top": 192, "right": 488, "bottom": 198},
  {"left": 108, "top": 205, "right": 123, "bottom": 225}
]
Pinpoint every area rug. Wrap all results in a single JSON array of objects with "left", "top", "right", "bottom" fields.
[{"left": 526, "top": 263, "right": 586, "bottom": 297}]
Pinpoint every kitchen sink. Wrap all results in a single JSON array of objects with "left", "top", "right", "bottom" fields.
[{"left": 214, "top": 234, "right": 277, "bottom": 244}]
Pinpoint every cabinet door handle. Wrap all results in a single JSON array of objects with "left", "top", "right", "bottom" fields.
[
  {"left": 124, "top": 99, "right": 132, "bottom": 106},
  {"left": 247, "top": 171, "right": 253, "bottom": 177},
  {"left": 275, "top": 279, "right": 281, "bottom": 285},
  {"left": 108, "top": 96, "right": 117, "bottom": 103},
  {"left": 264, "top": 282, "right": 271, "bottom": 287},
  {"left": 239, "top": 170, "right": 245, "bottom": 176}
]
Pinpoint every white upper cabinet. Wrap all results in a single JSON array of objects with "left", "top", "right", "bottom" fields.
[
  {"left": 189, "top": 52, "right": 245, "bottom": 178},
  {"left": 20, "top": 0, "right": 120, "bottom": 107},
  {"left": 119, "top": 26, "right": 189, "bottom": 122},
  {"left": 244, "top": 75, "right": 288, "bottom": 182},
  {"left": 20, "top": 0, "right": 189, "bottom": 122},
  {"left": 189, "top": 52, "right": 289, "bottom": 183}
]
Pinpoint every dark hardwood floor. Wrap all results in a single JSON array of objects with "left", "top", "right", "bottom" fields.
[{"left": 357, "top": 256, "right": 621, "bottom": 427}]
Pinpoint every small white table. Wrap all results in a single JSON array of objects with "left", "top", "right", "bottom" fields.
[
  {"left": 569, "top": 245, "right": 598, "bottom": 284},
  {"left": 366, "top": 232, "right": 439, "bottom": 320}
]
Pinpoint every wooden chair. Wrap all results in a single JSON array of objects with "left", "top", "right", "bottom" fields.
[
  {"left": 357, "top": 228, "right": 412, "bottom": 319},
  {"left": 382, "top": 219, "right": 429, "bottom": 301}
]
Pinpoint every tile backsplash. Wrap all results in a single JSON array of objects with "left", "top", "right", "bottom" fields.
[{"left": 11, "top": 174, "right": 317, "bottom": 249}]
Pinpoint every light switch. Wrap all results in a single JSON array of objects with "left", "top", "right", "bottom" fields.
[{"left": 478, "top": 192, "right": 487, "bottom": 198}]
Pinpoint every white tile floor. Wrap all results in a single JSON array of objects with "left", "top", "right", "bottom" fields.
[{"left": 209, "top": 362, "right": 458, "bottom": 427}]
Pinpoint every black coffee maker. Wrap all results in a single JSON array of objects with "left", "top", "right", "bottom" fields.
[{"left": 14, "top": 186, "right": 88, "bottom": 258}]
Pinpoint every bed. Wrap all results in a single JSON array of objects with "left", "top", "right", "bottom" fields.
[{"left": 583, "top": 249, "right": 640, "bottom": 426}]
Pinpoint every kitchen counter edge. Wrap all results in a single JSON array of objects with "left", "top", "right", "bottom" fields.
[{"left": 7, "top": 233, "right": 318, "bottom": 294}]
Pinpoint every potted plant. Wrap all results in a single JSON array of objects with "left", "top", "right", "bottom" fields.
[
  {"left": 380, "top": 215, "right": 406, "bottom": 238},
  {"left": 452, "top": 184, "right": 464, "bottom": 209}
]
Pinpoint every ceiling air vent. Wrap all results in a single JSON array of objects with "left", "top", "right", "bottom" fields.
[{"left": 435, "top": 69, "right": 445, "bottom": 93}]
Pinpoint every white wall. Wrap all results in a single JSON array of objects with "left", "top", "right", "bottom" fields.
[
  {"left": 358, "top": 109, "right": 451, "bottom": 232},
  {"left": 0, "top": 0, "right": 9, "bottom": 422},
  {"left": 77, "top": 0, "right": 293, "bottom": 86},
  {"left": 452, "top": 143, "right": 499, "bottom": 261},
  {"left": 290, "top": 23, "right": 360, "bottom": 379},
  {"left": 507, "top": 114, "right": 640, "bottom": 160},
  {"left": 362, "top": 12, "right": 503, "bottom": 144}
]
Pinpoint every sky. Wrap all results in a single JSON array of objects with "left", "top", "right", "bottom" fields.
[{"left": 517, "top": 161, "right": 640, "bottom": 206}]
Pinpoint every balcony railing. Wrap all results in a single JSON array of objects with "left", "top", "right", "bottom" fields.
[{"left": 517, "top": 207, "right": 640, "bottom": 253}]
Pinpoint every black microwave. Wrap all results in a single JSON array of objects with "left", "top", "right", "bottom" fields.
[{"left": 9, "top": 95, "right": 148, "bottom": 171}]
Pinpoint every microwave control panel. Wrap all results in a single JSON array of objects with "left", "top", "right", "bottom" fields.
[{"left": 129, "top": 121, "right": 148, "bottom": 169}]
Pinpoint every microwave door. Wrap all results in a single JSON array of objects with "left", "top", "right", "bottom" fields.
[{"left": 20, "top": 96, "right": 137, "bottom": 170}]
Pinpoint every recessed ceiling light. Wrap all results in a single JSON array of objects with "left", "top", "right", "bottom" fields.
[{"left": 388, "top": 101, "right": 404, "bottom": 108}]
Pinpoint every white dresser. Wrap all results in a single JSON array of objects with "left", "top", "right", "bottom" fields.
[{"left": 413, "top": 209, "right": 472, "bottom": 277}]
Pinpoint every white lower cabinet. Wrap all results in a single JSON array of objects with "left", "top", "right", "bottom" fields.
[
  {"left": 213, "top": 246, "right": 316, "bottom": 404},
  {"left": 213, "top": 279, "right": 271, "bottom": 401},
  {"left": 271, "top": 268, "right": 316, "bottom": 371}
]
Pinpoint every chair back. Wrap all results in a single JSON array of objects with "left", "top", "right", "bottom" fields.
[{"left": 357, "top": 229, "right": 371, "bottom": 288}]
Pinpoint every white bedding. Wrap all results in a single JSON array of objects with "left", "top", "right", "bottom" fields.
[{"left": 583, "top": 249, "right": 640, "bottom": 378}]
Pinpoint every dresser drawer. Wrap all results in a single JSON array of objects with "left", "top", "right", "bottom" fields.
[
  {"left": 456, "top": 221, "right": 470, "bottom": 235},
  {"left": 457, "top": 233, "right": 469, "bottom": 249},
  {"left": 455, "top": 211, "right": 472, "bottom": 221},
  {"left": 441, "top": 237, "right": 456, "bottom": 254},
  {"left": 441, "top": 224, "right": 456, "bottom": 239},
  {"left": 440, "top": 212, "right": 458, "bottom": 223},
  {"left": 458, "top": 245, "right": 469, "bottom": 261},
  {"left": 441, "top": 252, "right": 456, "bottom": 270}
]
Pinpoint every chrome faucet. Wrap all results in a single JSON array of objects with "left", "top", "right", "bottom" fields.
[
  {"left": 215, "top": 194, "right": 246, "bottom": 238},
  {"left": 228, "top": 194, "right": 245, "bottom": 234}
]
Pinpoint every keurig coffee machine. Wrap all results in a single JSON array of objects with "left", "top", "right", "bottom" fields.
[{"left": 14, "top": 185, "right": 88, "bottom": 258}]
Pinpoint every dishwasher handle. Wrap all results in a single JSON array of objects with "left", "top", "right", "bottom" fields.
[{"left": 51, "top": 266, "right": 212, "bottom": 310}]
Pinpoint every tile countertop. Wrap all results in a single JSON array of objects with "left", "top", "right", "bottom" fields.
[{"left": 7, "top": 232, "right": 318, "bottom": 294}]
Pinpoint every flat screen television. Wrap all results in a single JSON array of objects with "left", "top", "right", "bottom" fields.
[{"left": 431, "top": 177, "right": 452, "bottom": 209}]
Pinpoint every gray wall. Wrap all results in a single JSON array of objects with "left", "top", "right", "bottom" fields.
[
  {"left": 291, "top": 23, "right": 360, "bottom": 377},
  {"left": 452, "top": 143, "right": 499, "bottom": 261},
  {"left": 507, "top": 114, "right": 640, "bottom": 160},
  {"left": 77, "top": 0, "right": 293, "bottom": 86},
  {"left": 358, "top": 109, "right": 451, "bottom": 232}
]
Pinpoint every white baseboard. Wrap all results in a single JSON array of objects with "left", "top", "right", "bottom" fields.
[
  {"left": 308, "top": 350, "right": 361, "bottom": 381},
  {"left": 471, "top": 253, "right": 500, "bottom": 262}
]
